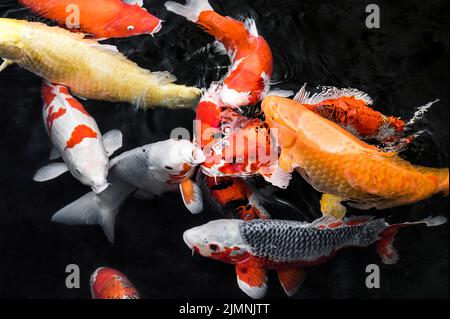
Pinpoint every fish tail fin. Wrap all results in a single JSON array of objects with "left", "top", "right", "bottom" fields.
[
  {"left": 377, "top": 215, "right": 447, "bottom": 264},
  {"left": 141, "top": 83, "right": 201, "bottom": 110},
  {"left": 51, "top": 192, "right": 119, "bottom": 243},
  {"left": 165, "top": 0, "right": 214, "bottom": 22}
]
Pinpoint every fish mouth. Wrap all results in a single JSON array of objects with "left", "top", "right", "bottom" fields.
[
  {"left": 190, "top": 148, "right": 206, "bottom": 165},
  {"left": 92, "top": 183, "right": 109, "bottom": 194},
  {"left": 183, "top": 230, "right": 194, "bottom": 250}
]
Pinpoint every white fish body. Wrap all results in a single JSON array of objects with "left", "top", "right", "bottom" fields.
[{"left": 52, "top": 139, "right": 206, "bottom": 242}]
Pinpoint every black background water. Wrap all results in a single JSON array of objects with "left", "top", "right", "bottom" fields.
[{"left": 0, "top": 0, "right": 448, "bottom": 299}]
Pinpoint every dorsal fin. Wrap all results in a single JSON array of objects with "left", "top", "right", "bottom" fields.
[
  {"left": 87, "top": 42, "right": 176, "bottom": 85},
  {"left": 243, "top": 18, "right": 259, "bottom": 37},
  {"left": 294, "top": 83, "right": 374, "bottom": 106},
  {"left": 310, "top": 214, "right": 375, "bottom": 229}
]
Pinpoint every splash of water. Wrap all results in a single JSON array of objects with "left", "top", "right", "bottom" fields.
[{"left": 406, "top": 99, "right": 440, "bottom": 127}]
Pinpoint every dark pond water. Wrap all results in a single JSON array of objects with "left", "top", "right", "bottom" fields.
[{"left": 0, "top": 0, "right": 448, "bottom": 298}]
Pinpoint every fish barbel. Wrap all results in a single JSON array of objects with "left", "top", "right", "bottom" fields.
[{"left": 0, "top": 18, "right": 201, "bottom": 109}]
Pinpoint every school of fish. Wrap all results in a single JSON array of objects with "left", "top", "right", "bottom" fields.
[{"left": 0, "top": 0, "right": 447, "bottom": 299}]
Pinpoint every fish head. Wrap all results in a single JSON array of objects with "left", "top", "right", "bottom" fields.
[
  {"left": 262, "top": 96, "right": 300, "bottom": 148},
  {"left": 106, "top": 6, "right": 162, "bottom": 38},
  {"left": 66, "top": 137, "right": 110, "bottom": 193},
  {"left": 0, "top": 18, "right": 23, "bottom": 59},
  {"left": 148, "top": 139, "right": 206, "bottom": 184},
  {"left": 183, "top": 220, "right": 251, "bottom": 264}
]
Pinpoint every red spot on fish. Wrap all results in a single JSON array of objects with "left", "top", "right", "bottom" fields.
[
  {"left": 345, "top": 217, "right": 373, "bottom": 226},
  {"left": 41, "top": 83, "right": 58, "bottom": 109},
  {"left": 67, "top": 97, "right": 91, "bottom": 116},
  {"left": 211, "top": 246, "right": 250, "bottom": 264},
  {"left": 46, "top": 106, "right": 67, "bottom": 132},
  {"left": 328, "top": 222, "right": 344, "bottom": 228},
  {"left": 65, "top": 125, "right": 98, "bottom": 149}
]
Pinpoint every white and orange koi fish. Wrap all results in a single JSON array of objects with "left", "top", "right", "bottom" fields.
[{"left": 33, "top": 82, "right": 122, "bottom": 193}]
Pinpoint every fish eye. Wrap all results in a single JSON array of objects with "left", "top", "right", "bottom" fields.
[
  {"left": 165, "top": 166, "right": 173, "bottom": 170},
  {"left": 209, "top": 244, "right": 219, "bottom": 251},
  {"left": 127, "top": 25, "right": 135, "bottom": 31}
]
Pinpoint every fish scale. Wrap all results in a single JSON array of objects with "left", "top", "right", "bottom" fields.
[{"left": 240, "top": 219, "right": 386, "bottom": 263}]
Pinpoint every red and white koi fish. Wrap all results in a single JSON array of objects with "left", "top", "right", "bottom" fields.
[
  {"left": 33, "top": 82, "right": 122, "bottom": 193},
  {"left": 52, "top": 139, "right": 205, "bottom": 242},
  {"left": 91, "top": 267, "right": 140, "bottom": 299},
  {"left": 184, "top": 215, "right": 447, "bottom": 299},
  {"left": 166, "top": 0, "right": 273, "bottom": 108},
  {"left": 18, "top": 0, "right": 162, "bottom": 39}
]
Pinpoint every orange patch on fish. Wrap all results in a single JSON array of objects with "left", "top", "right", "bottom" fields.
[
  {"left": 46, "top": 106, "right": 67, "bottom": 132},
  {"left": 65, "top": 124, "right": 98, "bottom": 149},
  {"left": 236, "top": 264, "right": 267, "bottom": 288},
  {"left": 41, "top": 84, "right": 57, "bottom": 109},
  {"left": 180, "top": 179, "right": 195, "bottom": 204}
]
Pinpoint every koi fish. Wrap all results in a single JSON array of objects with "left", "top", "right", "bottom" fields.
[
  {"left": 52, "top": 139, "right": 205, "bottom": 242},
  {"left": 33, "top": 82, "right": 122, "bottom": 193},
  {"left": 183, "top": 215, "right": 447, "bottom": 299},
  {"left": 91, "top": 267, "right": 140, "bottom": 299},
  {"left": 18, "top": 0, "right": 162, "bottom": 39},
  {"left": 295, "top": 84, "right": 406, "bottom": 142},
  {"left": 197, "top": 173, "right": 270, "bottom": 220},
  {"left": 261, "top": 95, "right": 449, "bottom": 219},
  {"left": 194, "top": 85, "right": 275, "bottom": 178},
  {"left": 166, "top": 0, "right": 273, "bottom": 108},
  {"left": 0, "top": 18, "right": 200, "bottom": 110}
]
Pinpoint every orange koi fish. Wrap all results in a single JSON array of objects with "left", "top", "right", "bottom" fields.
[
  {"left": 91, "top": 267, "right": 140, "bottom": 299},
  {"left": 18, "top": 0, "right": 162, "bottom": 39},
  {"left": 262, "top": 95, "right": 449, "bottom": 219},
  {"left": 166, "top": 0, "right": 273, "bottom": 108}
]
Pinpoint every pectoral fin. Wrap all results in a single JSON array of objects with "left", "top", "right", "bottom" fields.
[
  {"left": 180, "top": 179, "right": 203, "bottom": 214},
  {"left": 33, "top": 163, "right": 69, "bottom": 182},
  {"left": 376, "top": 227, "right": 399, "bottom": 265},
  {"left": 277, "top": 268, "right": 306, "bottom": 297},
  {"left": 49, "top": 147, "right": 61, "bottom": 160},
  {"left": 103, "top": 130, "right": 123, "bottom": 157},
  {"left": 235, "top": 264, "right": 268, "bottom": 299},
  {"left": 262, "top": 164, "right": 293, "bottom": 189},
  {"left": 320, "top": 194, "right": 347, "bottom": 220},
  {"left": 0, "top": 59, "right": 14, "bottom": 72}
]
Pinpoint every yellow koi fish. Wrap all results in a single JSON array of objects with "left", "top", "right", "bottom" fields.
[
  {"left": 262, "top": 96, "right": 449, "bottom": 219},
  {"left": 0, "top": 18, "right": 200, "bottom": 109}
]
